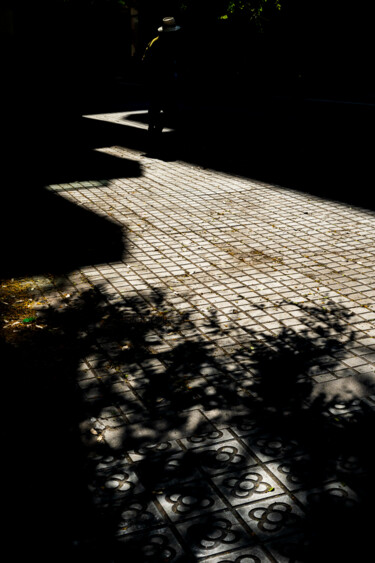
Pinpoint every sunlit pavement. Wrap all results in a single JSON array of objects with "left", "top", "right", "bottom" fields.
[{"left": 25, "top": 123, "right": 375, "bottom": 560}]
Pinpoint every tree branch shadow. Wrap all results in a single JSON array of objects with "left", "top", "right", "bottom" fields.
[{"left": 3, "top": 279, "right": 375, "bottom": 561}]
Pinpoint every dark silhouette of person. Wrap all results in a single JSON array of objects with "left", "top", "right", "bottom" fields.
[{"left": 142, "top": 17, "right": 183, "bottom": 138}]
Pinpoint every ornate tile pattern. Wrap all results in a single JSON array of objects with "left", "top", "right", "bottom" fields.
[
  {"left": 156, "top": 481, "right": 227, "bottom": 522},
  {"left": 212, "top": 467, "right": 283, "bottom": 506},
  {"left": 236, "top": 495, "right": 306, "bottom": 542},
  {"left": 35, "top": 139, "right": 375, "bottom": 559},
  {"left": 176, "top": 510, "right": 255, "bottom": 559},
  {"left": 116, "top": 527, "right": 188, "bottom": 562},
  {"left": 199, "top": 545, "right": 272, "bottom": 562},
  {"left": 188, "top": 439, "right": 258, "bottom": 476},
  {"left": 266, "top": 455, "right": 337, "bottom": 492}
]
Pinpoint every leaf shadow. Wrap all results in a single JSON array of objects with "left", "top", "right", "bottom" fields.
[{"left": 4, "top": 280, "right": 375, "bottom": 561}]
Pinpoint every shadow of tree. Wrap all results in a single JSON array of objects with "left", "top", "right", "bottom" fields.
[{"left": 3, "top": 279, "right": 375, "bottom": 561}]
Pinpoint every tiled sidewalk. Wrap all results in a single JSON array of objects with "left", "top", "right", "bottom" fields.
[{"left": 37, "top": 144, "right": 375, "bottom": 560}]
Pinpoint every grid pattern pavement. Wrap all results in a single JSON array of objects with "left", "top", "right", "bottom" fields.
[{"left": 36, "top": 144, "right": 375, "bottom": 560}]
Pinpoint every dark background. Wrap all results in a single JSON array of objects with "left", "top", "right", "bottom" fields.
[{"left": 3, "top": 0, "right": 374, "bottom": 116}]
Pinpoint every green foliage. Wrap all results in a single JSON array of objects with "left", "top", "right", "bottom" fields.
[
  {"left": 57, "top": 0, "right": 282, "bottom": 25},
  {"left": 177, "top": 0, "right": 282, "bottom": 29},
  {"left": 222, "top": 0, "right": 282, "bottom": 24}
]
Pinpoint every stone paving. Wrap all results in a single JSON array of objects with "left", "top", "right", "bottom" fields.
[{"left": 24, "top": 135, "right": 375, "bottom": 560}]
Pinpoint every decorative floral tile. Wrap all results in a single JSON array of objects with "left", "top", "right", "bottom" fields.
[
  {"left": 266, "top": 455, "right": 337, "bottom": 492},
  {"left": 266, "top": 533, "right": 311, "bottom": 562},
  {"left": 199, "top": 545, "right": 272, "bottom": 562},
  {"left": 176, "top": 510, "right": 253, "bottom": 559},
  {"left": 188, "top": 439, "right": 257, "bottom": 475},
  {"left": 127, "top": 439, "right": 183, "bottom": 462},
  {"left": 116, "top": 526, "right": 188, "bottom": 562},
  {"left": 114, "top": 495, "right": 165, "bottom": 535},
  {"left": 136, "top": 449, "right": 202, "bottom": 487},
  {"left": 294, "top": 481, "right": 359, "bottom": 510},
  {"left": 87, "top": 459, "right": 145, "bottom": 506},
  {"left": 212, "top": 466, "right": 283, "bottom": 506},
  {"left": 236, "top": 494, "right": 305, "bottom": 542},
  {"left": 247, "top": 433, "right": 303, "bottom": 463},
  {"left": 156, "top": 480, "right": 226, "bottom": 522},
  {"left": 230, "top": 419, "right": 261, "bottom": 438},
  {"left": 180, "top": 428, "right": 234, "bottom": 448}
]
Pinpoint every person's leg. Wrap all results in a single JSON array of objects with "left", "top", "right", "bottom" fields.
[{"left": 148, "top": 85, "right": 165, "bottom": 136}]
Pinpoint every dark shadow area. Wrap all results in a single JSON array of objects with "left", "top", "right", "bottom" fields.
[
  {"left": 1, "top": 187, "right": 126, "bottom": 278},
  {"left": 130, "top": 96, "right": 375, "bottom": 211},
  {"left": 2, "top": 88, "right": 144, "bottom": 277},
  {"left": 3, "top": 279, "right": 375, "bottom": 561},
  {"left": 2, "top": 0, "right": 147, "bottom": 279},
  {"left": 35, "top": 143, "right": 142, "bottom": 187},
  {"left": 76, "top": 86, "right": 375, "bottom": 212}
]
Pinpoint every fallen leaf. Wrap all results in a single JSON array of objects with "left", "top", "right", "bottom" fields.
[{"left": 22, "top": 317, "right": 36, "bottom": 324}]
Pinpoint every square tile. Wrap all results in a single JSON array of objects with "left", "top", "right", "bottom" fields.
[
  {"left": 247, "top": 433, "right": 303, "bottom": 462},
  {"left": 294, "top": 481, "right": 359, "bottom": 510},
  {"left": 125, "top": 409, "right": 215, "bottom": 445},
  {"left": 127, "top": 440, "right": 183, "bottom": 462},
  {"left": 115, "top": 495, "right": 165, "bottom": 535},
  {"left": 230, "top": 419, "right": 260, "bottom": 437},
  {"left": 267, "top": 534, "right": 311, "bottom": 562},
  {"left": 336, "top": 453, "right": 368, "bottom": 476},
  {"left": 176, "top": 510, "right": 254, "bottom": 559},
  {"left": 190, "top": 439, "right": 258, "bottom": 475},
  {"left": 236, "top": 494, "right": 305, "bottom": 542},
  {"left": 180, "top": 428, "right": 234, "bottom": 449},
  {"left": 199, "top": 545, "right": 272, "bottom": 562},
  {"left": 157, "top": 480, "right": 226, "bottom": 522},
  {"left": 116, "top": 526, "right": 188, "bottom": 562},
  {"left": 212, "top": 466, "right": 284, "bottom": 506},
  {"left": 266, "top": 455, "right": 337, "bottom": 492},
  {"left": 136, "top": 450, "right": 202, "bottom": 487},
  {"left": 88, "top": 461, "right": 145, "bottom": 506}
]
